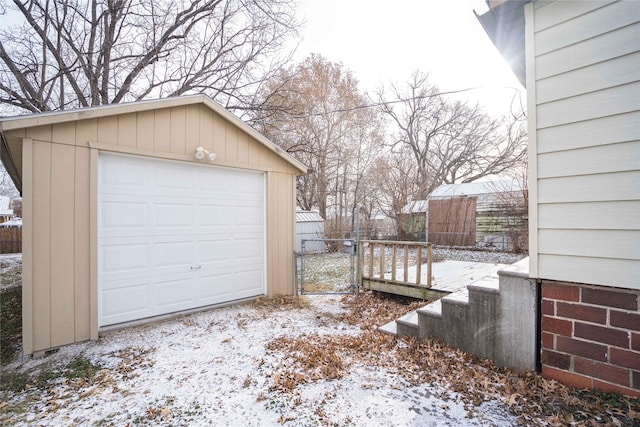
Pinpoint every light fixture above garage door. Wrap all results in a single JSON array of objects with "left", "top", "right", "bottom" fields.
[{"left": 195, "top": 145, "right": 216, "bottom": 161}]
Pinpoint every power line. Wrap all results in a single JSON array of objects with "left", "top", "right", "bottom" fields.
[{"left": 289, "top": 86, "right": 525, "bottom": 119}]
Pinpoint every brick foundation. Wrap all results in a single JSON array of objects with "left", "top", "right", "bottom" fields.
[{"left": 541, "top": 281, "right": 640, "bottom": 397}]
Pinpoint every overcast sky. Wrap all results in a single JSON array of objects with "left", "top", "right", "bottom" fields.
[{"left": 291, "top": 0, "right": 526, "bottom": 117}]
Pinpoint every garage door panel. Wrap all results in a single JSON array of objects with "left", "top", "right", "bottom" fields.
[
  {"left": 153, "top": 165, "right": 193, "bottom": 192},
  {"left": 154, "top": 203, "right": 194, "bottom": 228},
  {"left": 231, "top": 239, "right": 263, "bottom": 259},
  {"left": 234, "top": 206, "right": 262, "bottom": 226},
  {"left": 101, "top": 283, "right": 150, "bottom": 319},
  {"left": 197, "top": 239, "right": 231, "bottom": 262},
  {"left": 99, "top": 153, "right": 265, "bottom": 327},
  {"left": 197, "top": 205, "right": 230, "bottom": 226},
  {"left": 235, "top": 173, "right": 263, "bottom": 194},
  {"left": 154, "top": 278, "right": 197, "bottom": 308},
  {"left": 100, "top": 155, "right": 150, "bottom": 189},
  {"left": 154, "top": 241, "right": 193, "bottom": 267},
  {"left": 101, "top": 205, "right": 148, "bottom": 230},
  {"left": 101, "top": 243, "right": 149, "bottom": 273}
]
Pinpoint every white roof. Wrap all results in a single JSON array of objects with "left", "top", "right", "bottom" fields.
[
  {"left": 296, "top": 210, "right": 324, "bottom": 223},
  {"left": 402, "top": 200, "right": 429, "bottom": 214},
  {"left": 0, "top": 196, "right": 12, "bottom": 215},
  {"left": 429, "top": 179, "right": 524, "bottom": 198}
]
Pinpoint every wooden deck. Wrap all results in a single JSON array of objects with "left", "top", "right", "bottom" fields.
[{"left": 362, "top": 258, "right": 509, "bottom": 300}]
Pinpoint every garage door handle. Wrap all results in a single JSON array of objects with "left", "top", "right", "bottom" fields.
[{"left": 190, "top": 265, "right": 202, "bottom": 270}]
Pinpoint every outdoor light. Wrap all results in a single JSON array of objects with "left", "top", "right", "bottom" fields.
[{"left": 195, "top": 146, "right": 216, "bottom": 161}]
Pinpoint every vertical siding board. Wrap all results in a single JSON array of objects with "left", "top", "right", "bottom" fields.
[
  {"left": 75, "top": 119, "right": 98, "bottom": 148},
  {"left": 154, "top": 109, "right": 171, "bottom": 152},
  {"left": 74, "top": 146, "right": 91, "bottom": 341},
  {"left": 212, "top": 112, "right": 226, "bottom": 161},
  {"left": 21, "top": 138, "right": 34, "bottom": 355},
  {"left": 225, "top": 120, "right": 238, "bottom": 163},
  {"left": 52, "top": 122, "right": 76, "bottom": 145},
  {"left": 266, "top": 172, "right": 277, "bottom": 295},
  {"left": 136, "top": 110, "right": 155, "bottom": 150},
  {"left": 26, "top": 125, "right": 52, "bottom": 141},
  {"left": 170, "top": 107, "right": 187, "bottom": 155},
  {"left": 237, "top": 131, "right": 249, "bottom": 164},
  {"left": 117, "top": 113, "right": 137, "bottom": 148},
  {"left": 32, "top": 140, "right": 52, "bottom": 351},
  {"left": 185, "top": 104, "right": 200, "bottom": 155},
  {"left": 199, "top": 107, "right": 215, "bottom": 153},
  {"left": 97, "top": 116, "right": 118, "bottom": 145},
  {"left": 248, "top": 137, "right": 260, "bottom": 166},
  {"left": 525, "top": 2, "right": 539, "bottom": 278},
  {"left": 50, "top": 143, "right": 76, "bottom": 346},
  {"left": 89, "top": 148, "right": 99, "bottom": 340}
]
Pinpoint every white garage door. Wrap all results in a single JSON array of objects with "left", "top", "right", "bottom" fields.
[{"left": 98, "top": 153, "right": 265, "bottom": 326}]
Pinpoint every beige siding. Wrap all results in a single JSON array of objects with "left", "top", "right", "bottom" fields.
[
  {"left": 74, "top": 146, "right": 91, "bottom": 341},
  {"left": 266, "top": 172, "right": 296, "bottom": 295},
  {"left": 530, "top": 0, "right": 640, "bottom": 289},
  {"left": 31, "top": 140, "right": 52, "bottom": 351},
  {"left": 12, "top": 99, "right": 303, "bottom": 354}
]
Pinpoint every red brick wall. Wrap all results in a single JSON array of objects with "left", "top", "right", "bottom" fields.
[{"left": 541, "top": 280, "right": 640, "bottom": 397}]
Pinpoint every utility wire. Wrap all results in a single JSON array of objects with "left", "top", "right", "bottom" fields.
[{"left": 289, "top": 86, "right": 525, "bottom": 119}]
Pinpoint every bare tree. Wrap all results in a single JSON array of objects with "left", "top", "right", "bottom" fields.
[
  {"left": 253, "top": 54, "right": 384, "bottom": 225},
  {"left": 378, "top": 71, "right": 527, "bottom": 198},
  {"left": 0, "top": 0, "right": 299, "bottom": 114},
  {"left": 368, "top": 148, "right": 421, "bottom": 239}
]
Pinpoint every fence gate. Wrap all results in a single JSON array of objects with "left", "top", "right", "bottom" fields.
[{"left": 296, "top": 238, "right": 357, "bottom": 295}]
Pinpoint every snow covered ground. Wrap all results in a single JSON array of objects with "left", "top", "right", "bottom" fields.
[{"left": 1, "top": 295, "right": 518, "bottom": 426}]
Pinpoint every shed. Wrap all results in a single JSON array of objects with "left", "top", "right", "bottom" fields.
[
  {"left": 0, "top": 95, "right": 307, "bottom": 356},
  {"left": 295, "top": 210, "right": 325, "bottom": 253},
  {"left": 413, "top": 179, "right": 527, "bottom": 249}
]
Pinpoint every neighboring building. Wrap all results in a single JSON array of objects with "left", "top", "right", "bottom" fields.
[
  {"left": 401, "top": 200, "right": 429, "bottom": 241},
  {"left": 0, "top": 195, "right": 14, "bottom": 223},
  {"left": 0, "top": 95, "right": 306, "bottom": 356},
  {"left": 296, "top": 209, "right": 325, "bottom": 253},
  {"left": 428, "top": 180, "right": 527, "bottom": 251},
  {"left": 405, "top": 179, "right": 527, "bottom": 250},
  {"left": 479, "top": 0, "right": 639, "bottom": 396}
]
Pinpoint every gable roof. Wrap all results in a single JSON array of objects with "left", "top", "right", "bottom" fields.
[
  {"left": 0, "top": 94, "right": 307, "bottom": 192},
  {"left": 296, "top": 210, "right": 324, "bottom": 223}
]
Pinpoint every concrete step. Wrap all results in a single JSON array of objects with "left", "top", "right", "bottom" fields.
[
  {"left": 467, "top": 276, "right": 500, "bottom": 295},
  {"left": 441, "top": 287, "right": 469, "bottom": 306},
  {"left": 377, "top": 320, "right": 397, "bottom": 336},
  {"left": 396, "top": 310, "right": 419, "bottom": 337},
  {"left": 417, "top": 298, "right": 442, "bottom": 318}
]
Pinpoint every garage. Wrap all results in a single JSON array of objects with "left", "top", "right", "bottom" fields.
[
  {"left": 98, "top": 153, "right": 265, "bottom": 326},
  {"left": 0, "top": 94, "right": 307, "bottom": 355}
]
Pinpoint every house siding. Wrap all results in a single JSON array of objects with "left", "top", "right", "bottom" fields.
[
  {"left": 525, "top": 0, "right": 640, "bottom": 396},
  {"left": 6, "top": 101, "right": 301, "bottom": 355},
  {"left": 529, "top": 0, "right": 640, "bottom": 290}
]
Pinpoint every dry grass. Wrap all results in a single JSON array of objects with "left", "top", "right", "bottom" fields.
[{"left": 264, "top": 290, "right": 640, "bottom": 426}]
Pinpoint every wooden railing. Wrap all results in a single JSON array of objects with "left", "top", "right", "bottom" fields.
[{"left": 359, "top": 240, "right": 432, "bottom": 292}]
